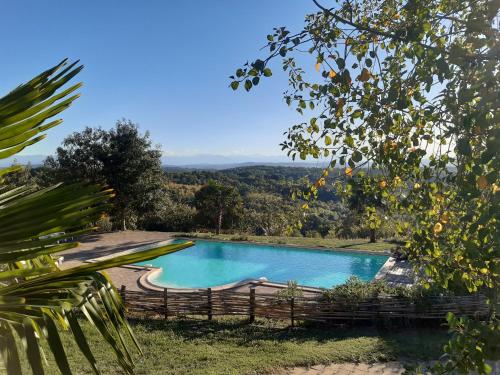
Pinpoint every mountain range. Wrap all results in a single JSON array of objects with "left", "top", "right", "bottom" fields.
[{"left": 0, "top": 154, "right": 329, "bottom": 170}]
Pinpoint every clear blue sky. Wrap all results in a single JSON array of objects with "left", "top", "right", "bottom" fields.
[{"left": 1, "top": 0, "right": 318, "bottom": 158}]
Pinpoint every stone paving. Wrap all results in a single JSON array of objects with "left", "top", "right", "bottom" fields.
[
  {"left": 279, "top": 361, "right": 500, "bottom": 375},
  {"left": 59, "top": 230, "right": 173, "bottom": 291},
  {"left": 279, "top": 362, "right": 406, "bottom": 375}
]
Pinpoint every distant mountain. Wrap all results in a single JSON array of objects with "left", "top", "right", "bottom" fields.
[
  {"left": 161, "top": 154, "right": 329, "bottom": 170},
  {"left": 162, "top": 154, "right": 288, "bottom": 166},
  {"left": 0, "top": 153, "right": 329, "bottom": 170},
  {"left": 163, "top": 161, "right": 330, "bottom": 171},
  {"left": 0, "top": 154, "right": 46, "bottom": 167}
]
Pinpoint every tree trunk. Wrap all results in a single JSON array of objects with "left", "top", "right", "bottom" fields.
[
  {"left": 369, "top": 228, "right": 376, "bottom": 243},
  {"left": 217, "top": 209, "right": 223, "bottom": 235},
  {"left": 123, "top": 218, "right": 127, "bottom": 231}
]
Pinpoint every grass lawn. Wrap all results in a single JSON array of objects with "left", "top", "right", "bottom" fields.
[
  {"left": 174, "top": 232, "right": 398, "bottom": 252},
  {"left": 12, "top": 317, "right": 447, "bottom": 375}
]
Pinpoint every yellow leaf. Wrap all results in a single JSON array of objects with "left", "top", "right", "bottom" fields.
[
  {"left": 329, "top": 69, "right": 336, "bottom": 78},
  {"left": 302, "top": 203, "right": 309, "bottom": 209},
  {"left": 359, "top": 68, "right": 371, "bottom": 82},
  {"left": 325, "top": 135, "right": 332, "bottom": 146},
  {"left": 345, "top": 167, "right": 353, "bottom": 177},
  {"left": 315, "top": 62, "right": 321, "bottom": 72},
  {"left": 477, "top": 175, "right": 488, "bottom": 190},
  {"left": 379, "top": 180, "right": 387, "bottom": 189},
  {"left": 440, "top": 212, "right": 449, "bottom": 224}
]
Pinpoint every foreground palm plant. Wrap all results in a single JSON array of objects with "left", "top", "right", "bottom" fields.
[{"left": 0, "top": 59, "right": 193, "bottom": 374}]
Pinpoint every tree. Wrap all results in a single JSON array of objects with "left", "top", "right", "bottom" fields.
[
  {"left": 243, "top": 192, "right": 300, "bottom": 236},
  {"left": 42, "top": 120, "right": 167, "bottom": 230},
  {"left": 194, "top": 181, "right": 243, "bottom": 234},
  {"left": 0, "top": 60, "right": 192, "bottom": 374},
  {"left": 233, "top": 0, "right": 499, "bottom": 373},
  {"left": 344, "top": 176, "right": 385, "bottom": 242}
]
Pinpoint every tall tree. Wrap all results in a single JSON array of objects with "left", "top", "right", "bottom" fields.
[
  {"left": 43, "top": 120, "right": 166, "bottom": 230},
  {"left": 232, "top": 0, "right": 499, "bottom": 372},
  {"left": 244, "top": 192, "right": 300, "bottom": 236},
  {"left": 0, "top": 60, "right": 192, "bottom": 374},
  {"left": 194, "top": 181, "right": 243, "bottom": 234},
  {"left": 344, "top": 176, "right": 385, "bottom": 242}
]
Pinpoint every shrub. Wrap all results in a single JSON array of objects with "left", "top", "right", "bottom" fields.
[
  {"left": 276, "top": 280, "right": 304, "bottom": 301},
  {"left": 96, "top": 214, "right": 113, "bottom": 232},
  {"left": 322, "top": 276, "right": 416, "bottom": 303}
]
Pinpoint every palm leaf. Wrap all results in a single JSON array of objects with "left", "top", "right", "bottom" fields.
[{"left": 0, "top": 60, "right": 193, "bottom": 374}]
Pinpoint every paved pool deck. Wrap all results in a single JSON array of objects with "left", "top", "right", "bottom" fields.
[{"left": 60, "top": 230, "right": 173, "bottom": 291}]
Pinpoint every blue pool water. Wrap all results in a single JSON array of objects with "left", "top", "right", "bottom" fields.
[{"left": 137, "top": 240, "right": 388, "bottom": 289}]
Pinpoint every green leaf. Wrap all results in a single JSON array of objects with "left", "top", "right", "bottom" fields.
[
  {"left": 457, "top": 138, "right": 472, "bottom": 156},
  {"left": 244, "top": 80, "right": 253, "bottom": 91},
  {"left": 352, "top": 150, "right": 362, "bottom": 162},
  {"left": 67, "top": 312, "right": 99, "bottom": 374},
  {"left": 0, "top": 322, "right": 22, "bottom": 375},
  {"left": 43, "top": 314, "right": 72, "bottom": 374},
  {"left": 230, "top": 81, "right": 239, "bottom": 90},
  {"left": 263, "top": 68, "right": 272, "bottom": 77}
]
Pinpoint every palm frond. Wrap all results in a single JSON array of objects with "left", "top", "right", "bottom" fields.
[{"left": 0, "top": 60, "right": 193, "bottom": 374}]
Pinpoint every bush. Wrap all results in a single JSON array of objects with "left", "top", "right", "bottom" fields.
[
  {"left": 276, "top": 280, "right": 304, "bottom": 301},
  {"left": 96, "top": 214, "right": 113, "bottom": 232},
  {"left": 322, "top": 276, "right": 416, "bottom": 303},
  {"left": 321, "top": 277, "right": 457, "bottom": 306}
]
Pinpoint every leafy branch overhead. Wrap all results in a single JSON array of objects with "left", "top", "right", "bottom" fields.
[
  {"left": 0, "top": 60, "right": 193, "bottom": 374},
  {"left": 231, "top": 1, "right": 499, "bottom": 374}
]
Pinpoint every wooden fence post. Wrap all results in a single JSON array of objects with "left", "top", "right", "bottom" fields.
[
  {"left": 249, "top": 288, "right": 256, "bottom": 323},
  {"left": 207, "top": 288, "right": 213, "bottom": 321},
  {"left": 290, "top": 297, "right": 295, "bottom": 327},
  {"left": 163, "top": 288, "right": 168, "bottom": 320},
  {"left": 120, "top": 285, "right": 126, "bottom": 305}
]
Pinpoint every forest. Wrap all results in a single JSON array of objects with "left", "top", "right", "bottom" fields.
[{"left": 7, "top": 121, "right": 397, "bottom": 242}]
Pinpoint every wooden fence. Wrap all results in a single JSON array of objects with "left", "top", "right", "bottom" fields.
[{"left": 120, "top": 286, "right": 488, "bottom": 326}]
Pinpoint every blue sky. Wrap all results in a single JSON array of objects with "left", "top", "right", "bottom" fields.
[{"left": 1, "top": 0, "right": 318, "bottom": 159}]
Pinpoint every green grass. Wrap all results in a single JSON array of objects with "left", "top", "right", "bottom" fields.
[
  {"left": 174, "top": 232, "right": 398, "bottom": 252},
  {"left": 10, "top": 317, "right": 447, "bottom": 375}
]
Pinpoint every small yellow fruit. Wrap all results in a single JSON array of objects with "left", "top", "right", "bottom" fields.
[
  {"left": 440, "top": 212, "right": 449, "bottom": 224},
  {"left": 393, "top": 176, "right": 402, "bottom": 185},
  {"left": 433, "top": 222, "right": 443, "bottom": 234},
  {"left": 329, "top": 69, "right": 336, "bottom": 78},
  {"left": 493, "top": 183, "right": 500, "bottom": 193},
  {"left": 414, "top": 182, "right": 421, "bottom": 189},
  {"left": 345, "top": 167, "right": 353, "bottom": 177},
  {"left": 477, "top": 175, "right": 488, "bottom": 190},
  {"left": 379, "top": 180, "right": 387, "bottom": 189}
]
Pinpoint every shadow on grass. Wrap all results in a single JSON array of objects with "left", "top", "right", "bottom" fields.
[{"left": 128, "top": 316, "right": 448, "bottom": 361}]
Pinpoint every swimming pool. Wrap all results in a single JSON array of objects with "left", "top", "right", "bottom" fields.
[{"left": 137, "top": 240, "right": 388, "bottom": 289}]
